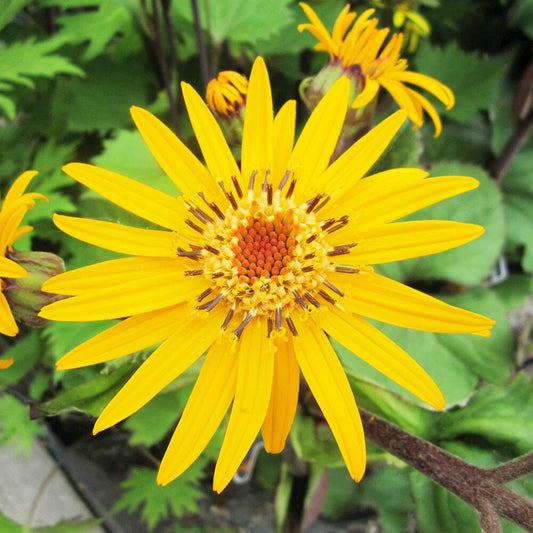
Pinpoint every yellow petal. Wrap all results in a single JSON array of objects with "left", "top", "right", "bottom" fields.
[
  {"left": 2, "top": 171, "right": 38, "bottom": 207},
  {"left": 390, "top": 70, "right": 455, "bottom": 108},
  {"left": 261, "top": 336, "right": 300, "bottom": 453},
  {"left": 273, "top": 100, "right": 296, "bottom": 185},
  {"left": 62, "top": 163, "right": 186, "bottom": 231},
  {"left": 316, "top": 110, "right": 407, "bottom": 195},
  {"left": 292, "top": 314, "right": 366, "bottom": 481},
  {"left": 288, "top": 76, "right": 350, "bottom": 198},
  {"left": 0, "top": 292, "right": 18, "bottom": 336},
  {"left": 130, "top": 106, "right": 223, "bottom": 201},
  {"left": 340, "top": 271, "right": 495, "bottom": 335},
  {"left": 321, "top": 306, "right": 445, "bottom": 409},
  {"left": 52, "top": 215, "right": 180, "bottom": 258},
  {"left": 344, "top": 220, "right": 485, "bottom": 265},
  {"left": 351, "top": 175, "right": 480, "bottom": 229},
  {"left": 43, "top": 257, "right": 183, "bottom": 295},
  {"left": 405, "top": 87, "right": 443, "bottom": 137},
  {"left": 241, "top": 57, "right": 273, "bottom": 191},
  {"left": 39, "top": 271, "right": 208, "bottom": 321},
  {"left": 213, "top": 318, "right": 275, "bottom": 493},
  {"left": 351, "top": 77, "right": 380, "bottom": 108},
  {"left": 0, "top": 256, "right": 27, "bottom": 278},
  {"left": 157, "top": 335, "right": 238, "bottom": 485},
  {"left": 181, "top": 82, "right": 242, "bottom": 189},
  {"left": 93, "top": 308, "right": 225, "bottom": 433},
  {"left": 56, "top": 304, "right": 187, "bottom": 369},
  {"left": 378, "top": 78, "right": 422, "bottom": 126},
  {"left": 0, "top": 358, "right": 13, "bottom": 369},
  {"left": 298, "top": 2, "right": 339, "bottom": 58}
]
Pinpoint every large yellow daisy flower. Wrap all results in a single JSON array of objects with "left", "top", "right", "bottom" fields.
[
  {"left": 298, "top": 2, "right": 454, "bottom": 136},
  {"left": 0, "top": 171, "right": 46, "bottom": 366},
  {"left": 39, "top": 57, "right": 493, "bottom": 492}
]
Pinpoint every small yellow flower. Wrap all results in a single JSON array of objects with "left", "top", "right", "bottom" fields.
[
  {"left": 393, "top": 2, "right": 430, "bottom": 53},
  {"left": 0, "top": 171, "right": 46, "bottom": 360},
  {"left": 40, "top": 57, "right": 493, "bottom": 492},
  {"left": 299, "top": 2, "right": 453, "bottom": 136},
  {"left": 206, "top": 71, "right": 248, "bottom": 118}
]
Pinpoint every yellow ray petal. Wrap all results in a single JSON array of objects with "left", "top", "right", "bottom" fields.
[
  {"left": 344, "top": 220, "right": 484, "bottom": 265},
  {"left": 157, "top": 335, "right": 238, "bottom": 485},
  {"left": 0, "top": 204, "right": 29, "bottom": 252},
  {"left": 181, "top": 82, "right": 241, "bottom": 189},
  {"left": 39, "top": 271, "right": 208, "bottom": 322},
  {"left": 0, "top": 292, "right": 18, "bottom": 336},
  {"left": 340, "top": 271, "right": 495, "bottom": 335},
  {"left": 405, "top": 87, "right": 443, "bottom": 137},
  {"left": 352, "top": 77, "right": 380, "bottom": 108},
  {"left": 351, "top": 175, "right": 480, "bottom": 229},
  {"left": 390, "top": 70, "right": 455, "bottom": 108},
  {"left": 273, "top": 101, "right": 296, "bottom": 185},
  {"left": 288, "top": 76, "right": 350, "bottom": 198},
  {"left": 52, "top": 215, "right": 180, "bottom": 258},
  {"left": 130, "top": 106, "right": 223, "bottom": 201},
  {"left": 11, "top": 224, "right": 34, "bottom": 244},
  {"left": 43, "top": 257, "right": 183, "bottom": 295},
  {"left": 0, "top": 358, "right": 13, "bottom": 369},
  {"left": 62, "top": 163, "right": 186, "bottom": 231},
  {"left": 378, "top": 78, "right": 422, "bottom": 126},
  {"left": 298, "top": 2, "right": 339, "bottom": 58},
  {"left": 93, "top": 307, "right": 225, "bottom": 433},
  {"left": 213, "top": 318, "right": 275, "bottom": 492},
  {"left": 261, "top": 336, "right": 300, "bottom": 453},
  {"left": 2, "top": 171, "right": 38, "bottom": 207},
  {"left": 56, "top": 303, "right": 187, "bottom": 369},
  {"left": 316, "top": 110, "right": 407, "bottom": 195},
  {"left": 321, "top": 306, "right": 445, "bottom": 409},
  {"left": 292, "top": 314, "right": 366, "bottom": 481},
  {"left": 241, "top": 57, "right": 273, "bottom": 191},
  {"left": 0, "top": 256, "right": 27, "bottom": 278}
]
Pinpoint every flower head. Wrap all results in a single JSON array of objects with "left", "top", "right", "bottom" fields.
[
  {"left": 40, "top": 57, "right": 494, "bottom": 492},
  {"left": 206, "top": 70, "right": 248, "bottom": 118},
  {"left": 298, "top": 2, "right": 453, "bottom": 136},
  {"left": 0, "top": 172, "right": 47, "bottom": 340}
]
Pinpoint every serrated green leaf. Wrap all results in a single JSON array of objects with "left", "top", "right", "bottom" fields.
[
  {"left": 36, "top": 363, "right": 136, "bottom": 417},
  {"left": 416, "top": 41, "right": 503, "bottom": 122},
  {"left": 176, "top": 0, "right": 293, "bottom": 45},
  {"left": 114, "top": 466, "right": 204, "bottom": 530},
  {"left": 501, "top": 150, "right": 533, "bottom": 272},
  {"left": 0, "top": 511, "right": 99, "bottom": 533},
  {"left": 437, "top": 373, "right": 533, "bottom": 454},
  {"left": 42, "top": 0, "right": 141, "bottom": 61},
  {"left": 0, "top": 1, "right": 35, "bottom": 33},
  {"left": 0, "top": 394, "right": 43, "bottom": 455},
  {"left": 379, "top": 162, "right": 504, "bottom": 285}
]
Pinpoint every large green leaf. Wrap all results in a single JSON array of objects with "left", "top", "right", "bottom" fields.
[
  {"left": 501, "top": 150, "right": 533, "bottom": 272},
  {"left": 379, "top": 162, "right": 504, "bottom": 285},
  {"left": 335, "top": 288, "right": 513, "bottom": 405},
  {"left": 416, "top": 41, "right": 503, "bottom": 122},
  {"left": 0, "top": 0, "right": 34, "bottom": 33}
]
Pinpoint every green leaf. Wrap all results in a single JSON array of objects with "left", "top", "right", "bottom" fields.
[
  {"left": 437, "top": 373, "right": 533, "bottom": 455},
  {"left": 0, "top": 511, "right": 100, "bottom": 533},
  {"left": 336, "top": 288, "right": 513, "bottom": 406},
  {"left": 416, "top": 41, "right": 503, "bottom": 122},
  {"left": 380, "top": 162, "right": 504, "bottom": 285},
  {"left": 42, "top": 0, "right": 141, "bottom": 61},
  {"left": 501, "top": 150, "right": 533, "bottom": 272},
  {"left": 508, "top": 0, "right": 533, "bottom": 39},
  {"left": 36, "top": 363, "right": 136, "bottom": 417},
  {"left": 176, "top": 0, "right": 293, "bottom": 46},
  {"left": 114, "top": 466, "right": 204, "bottom": 530},
  {"left": 0, "top": 330, "right": 42, "bottom": 387},
  {"left": 123, "top": 386, "right": 193, "bottom": 447},
  {"left": 50, "top": 57, "right": 150, "bottom": 133},
  {"left": 0, "top": 394, "right": 43, "bottom": 455},
  {"left": 491, "top": 274, "right": 533, "bottom": 313},
  {"left": 0, "top": 37, "right": 84, "bottom": 115}
]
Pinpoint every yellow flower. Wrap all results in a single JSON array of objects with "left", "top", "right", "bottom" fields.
[
  {"left": 298, "top": 2, "right": 454, "bottom": 136},
  {"left": 393, "top": 2, "right": 431, "bottom": 53},
  {"left": 206, "top": 71, "right": 248, "bottom": 117},
  {"left": 39, "top": 57, "right": 494, "bottom": 492},
  {"left": 0, "top": 171, "right": 46, "bottom": 359}
]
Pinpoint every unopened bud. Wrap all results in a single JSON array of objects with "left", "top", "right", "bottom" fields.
[{"left": 3, "top": 250, "right": 65, "bottom": 328}]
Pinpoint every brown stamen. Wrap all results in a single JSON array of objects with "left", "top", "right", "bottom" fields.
[{"left": 286, "top": 317, "right": 298, "bottom": 336}]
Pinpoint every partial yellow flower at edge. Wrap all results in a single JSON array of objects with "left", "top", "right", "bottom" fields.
[
  {"left": 39, "top": 56, "right": 494, "bottom": 493},
  {"left": 0, "top": 171, "right": 47, "bottom": 339},
  {"left": 298, "top": 2, "right": 454, "bottom": 136}
]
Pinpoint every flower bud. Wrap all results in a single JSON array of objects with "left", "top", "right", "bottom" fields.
[
  {"left": 3, "top": 250, "right": 65, "bottom": 328},
  {"left": 206, "top": 71, "right": 248, "bottom": 145}
]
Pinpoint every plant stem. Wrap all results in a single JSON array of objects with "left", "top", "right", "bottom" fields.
[
  {"left": 191, "top": 0, "right": 210, "bottom": 89},
  {"left": 360, "top": 409, "right": 533, "bottom": 532}
]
